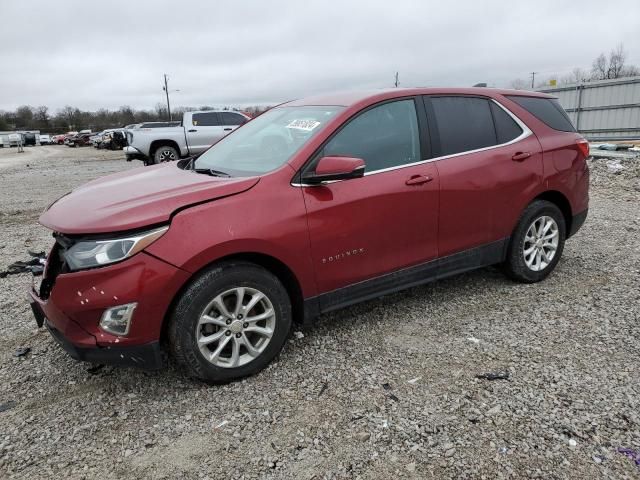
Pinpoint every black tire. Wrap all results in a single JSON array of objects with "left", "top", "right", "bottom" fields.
[
  {"left": 168, "top": 261, "right": 292, "bottom": 384},
  {"left": 153, "top": 145, "right": 179, "bottom": 164},
  {"left": 503, "top": 200, "right": 566, "bottom": 283}
]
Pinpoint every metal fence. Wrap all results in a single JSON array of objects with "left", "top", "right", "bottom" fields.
[{"left": 538, "top": 76, "right": 640, "bottom": 141}]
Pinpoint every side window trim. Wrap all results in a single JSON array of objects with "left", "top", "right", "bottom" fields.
[
  {"left": 423, "top": 94, "right": 532, "bottom": 161},
  {"left": 298, "top": 97, "right": 427, "bottom": 180},
  {"left": 292, "top": 96, "right": 532, "bottom": 187}
]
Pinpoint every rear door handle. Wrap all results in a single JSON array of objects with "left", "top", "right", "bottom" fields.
[
  {"left": 405, "top": 175, "right": 433, "bottom": 186},
  {"left": 512, "top": 151, "right": 531, "bottom": 162},
  {"left": 223, "top": 127, "right": 233, "bottom": 131},
  {"left": 188, "top": 129, "right": 197, "bottom": 133}
]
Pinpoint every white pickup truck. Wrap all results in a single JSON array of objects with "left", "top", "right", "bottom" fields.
[{"left": 124, "top": 110, "right": 250, "bottom": 165}]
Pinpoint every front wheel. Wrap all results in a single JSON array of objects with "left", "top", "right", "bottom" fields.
[
  {"left": 503, "top": 200, "right": 566, "bottom": 283},
  {"left": 153, "top": 145, "right": 179, "bottom": 164},
  {"left": 168, "top": 262, "right": 292, "bottom": 383}
]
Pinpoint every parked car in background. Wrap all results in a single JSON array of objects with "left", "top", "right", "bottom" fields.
[
  {"left": 40, "top": 134, "right": 52, "bottom": 145},
  {"left": 7, "top": 133, "right": 22, "bottom": 147},
  {"left": 67, "top": 132, "right": 93, "bottom": 147},
  {"left": 90, "top": 131, "right": 106, "bottom": 147},
  {"left": 31, "top": 88, "right": 589, "bottom": 383},
  {"left": 124, "top": 111, "right": 250, "bottom": 165},
  {"left": 62, "top": 132, "right": 79, "bottom": 145},
  {"left": 22, "top": 132, "right": 37, "bottom": 146}
]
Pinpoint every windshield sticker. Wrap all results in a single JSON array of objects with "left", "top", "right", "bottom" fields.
[{"left": 286, "top": 119, "right": 321, "bottom": 131}]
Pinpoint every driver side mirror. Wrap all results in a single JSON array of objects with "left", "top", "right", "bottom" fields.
[{"left": 301, "top": 156, "right": 365, "bottom": 185}]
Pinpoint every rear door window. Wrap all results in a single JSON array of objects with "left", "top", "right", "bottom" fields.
[
  {"left": 322, "top": 99, "right": 421, "bottom": 172},
  {"left": 428, "top": 96, "right": 497, "bottom": 156},
  {"left": 192, "top": 112, "right": 222, "bottom": 127},
  {"left": 490, "top": 102, "right": 523, "bottom": 144},
  {"left": 220, "top": 112, "right": 247, "bottom": 126},
  {"left": 506, "top": 96, "right": 575, "bottom": 132}
]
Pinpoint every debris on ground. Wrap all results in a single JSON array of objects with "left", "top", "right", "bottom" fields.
[
  {"left": 476, "top": 371, "right": 510, "bottom": 381},
  {"left": 0, "top": 251, "right": 46, "bottom": 278},
  {"left": 596, "top": 143, "right": 634, "bottom": 151},
  {"left": 617, "top": 448, "right": 640, "bottom": 467},
  {"left": 317, "top": 381, "right": 328, "bottom": 397},
  {"left": 606, "top": 160, "right": 625, "bottom": 174},
  {"left": 13, "top": 347, "right": 31, "bottom": 357},
  {"left": 0, "top": 401, "right": 17, "bottom": 413},
  {"left": 293, "top": 331, "right": 304, "bottom": 339},
  {"left": 407, "top": 377, "right": 421, "bottom": 384},
  {"left": 87, "top": 364, "right": 105, "bottom": 375}
]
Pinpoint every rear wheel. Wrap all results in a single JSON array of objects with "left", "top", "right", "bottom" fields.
[
  {"left": 153, "top": 145, "right": 179, "bottom": 164},
  {"left": 168, "top": 262, "right": 292, "bottom": 383},
  {"left": 503, "top": 200, "right": 566, "bottom": 283}
]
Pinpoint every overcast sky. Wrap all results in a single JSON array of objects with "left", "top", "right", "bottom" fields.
[{"left": 1, "top": 0, "right": 638, "bottom": 112}]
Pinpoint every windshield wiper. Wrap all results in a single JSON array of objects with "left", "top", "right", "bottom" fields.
[{"left": 193, "top": 168, "right": 231, "bottom": 178}]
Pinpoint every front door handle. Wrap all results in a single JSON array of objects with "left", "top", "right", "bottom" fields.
[
  {"left": 512, "top": 151, "right": 531, "bottom": 162},
  {"left": 188, "top": 129, "right": 198, "bottom": 133},
  {"left": 405, "top": 175, "right": 433, "bottom": 186},
  {"left": 223, "top": 127, "right": 233, "bottom": 131}
]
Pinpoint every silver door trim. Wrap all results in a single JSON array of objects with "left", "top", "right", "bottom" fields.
[{"left": 292, "top": 98, "right": 533, "bottom": 187}]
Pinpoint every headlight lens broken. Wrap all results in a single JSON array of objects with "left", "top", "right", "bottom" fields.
[{"left": 64, "top": 226, "right": 168, "bottom": 271}]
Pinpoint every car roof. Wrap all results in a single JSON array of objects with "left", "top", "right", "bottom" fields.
[{"left": 284, "top": 87, "right": 555, "bottom": 107}]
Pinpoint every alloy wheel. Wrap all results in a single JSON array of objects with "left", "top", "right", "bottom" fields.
[
  {"left": 196, "top": 287, "right": 276, "bottom": 368},
  {"left": 523, "top": 215, "right": 559, "bottom": 271},
  {"left": 159, "top": 149, "right": 176, "bottom": 161}
]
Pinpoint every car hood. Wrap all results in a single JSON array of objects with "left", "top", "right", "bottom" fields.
[{"left": 40, "top": 163, "right": 259, "bottom": 234}]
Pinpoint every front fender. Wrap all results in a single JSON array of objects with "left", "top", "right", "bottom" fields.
[{"left": 144, "top": 175, "right": 317, "bottom": 298}]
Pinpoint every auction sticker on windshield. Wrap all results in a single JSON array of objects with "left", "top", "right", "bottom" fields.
[{"left": 286, "top": 119, "right": 321, "bottom": 131}]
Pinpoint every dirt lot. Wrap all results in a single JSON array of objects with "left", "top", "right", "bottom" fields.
[{"left": 0, "top": 145, "right": 639, "bottom": 479}]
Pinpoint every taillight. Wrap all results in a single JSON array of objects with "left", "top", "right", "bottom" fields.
[{"left": 576, "top": 138, "right": 589, "bottom": 158}]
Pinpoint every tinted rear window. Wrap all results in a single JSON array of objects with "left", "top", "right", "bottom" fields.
[
  {"left": 506, "top": 96, "right": 575, "bottom": 132},
  {"left": 220, "top": 112, "right": 247, "bottom": 125},
  {"left": 490, "top": 102, "right": 523, "bottom": 144},
  {"left": 430, "top": 96, "right": 496, "bottom": 156},
  {"left": 192, "top": 112, "right": 221, "bottom": 127}
]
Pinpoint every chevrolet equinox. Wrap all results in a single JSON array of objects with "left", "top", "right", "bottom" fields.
[{"left": 30, "top": 88, "right": 589, "bottom": 383}]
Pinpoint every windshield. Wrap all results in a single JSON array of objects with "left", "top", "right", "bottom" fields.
[{"left": 194, "top": 105, "right": 343, "bottom": 175}]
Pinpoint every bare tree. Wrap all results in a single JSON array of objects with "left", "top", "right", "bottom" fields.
[
  {"left": 608, "top": 44, "right": 626, "bottom": 78},
  {"left": 591, "top": 44, "right": 639, "bottom": 80},
  {"left": 560, "top": 68, "right": 588, "bottom": 85}
]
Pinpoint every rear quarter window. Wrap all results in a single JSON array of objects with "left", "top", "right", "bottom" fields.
[{"left": 506, "top": 96, "right": 575, "bottom": 132}]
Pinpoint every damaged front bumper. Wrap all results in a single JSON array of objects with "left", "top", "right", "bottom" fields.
[
  {"left": 29, "top": 295, "right": 164, "bottom": 369},
  {"left": 28, "top": 248, "right": 190, "bottom": 370}
]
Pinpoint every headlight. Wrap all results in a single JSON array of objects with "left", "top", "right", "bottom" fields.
[{"left": 64, "top": 226, "right": 168, "bottom": 271}]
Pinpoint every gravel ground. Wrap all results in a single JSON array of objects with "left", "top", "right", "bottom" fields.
[{"left": 0, "top": 146, "right": 639, "bottom": 479}]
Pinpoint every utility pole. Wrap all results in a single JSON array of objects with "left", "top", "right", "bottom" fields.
[
  {"left": 163, "top": 74, "right": 172, "bottom": 121},
  {"left": 530, "top": 71, "right": 537, "bottom": 89},
  {"left": 394, "top": 72, "right": 399, "bottom": 88}
]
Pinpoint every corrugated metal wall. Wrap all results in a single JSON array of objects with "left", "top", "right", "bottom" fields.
[{"left": 538, "top": 77, "right": 640, "bottom": 141}]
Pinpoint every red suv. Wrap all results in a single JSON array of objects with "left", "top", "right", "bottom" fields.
[{"left": 30, "top": 88, "right": 589, "bottom": 383}]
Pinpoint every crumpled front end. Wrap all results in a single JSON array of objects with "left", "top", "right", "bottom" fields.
[{"left": 29, "top": 235, "right": 191, "bottom": 369}]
